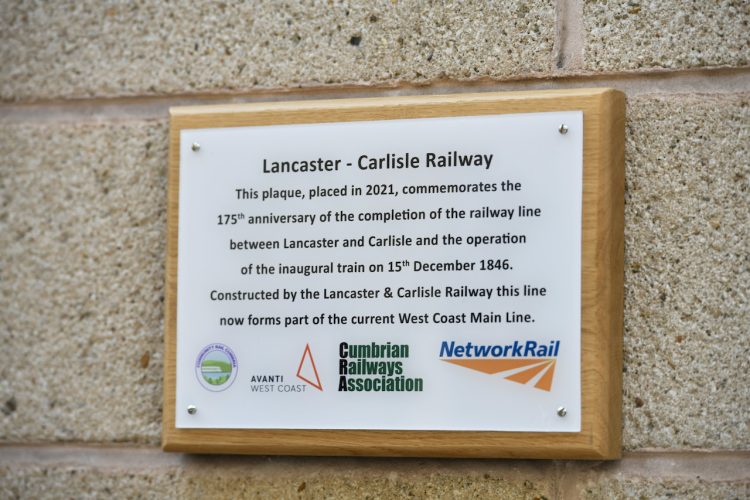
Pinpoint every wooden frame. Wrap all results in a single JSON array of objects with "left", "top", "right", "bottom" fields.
[{"left": 163, "top": 88, "right": 625, "bottom": 459}]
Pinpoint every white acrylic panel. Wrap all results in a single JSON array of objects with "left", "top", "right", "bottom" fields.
[{"left": 175, "top": 111, "right": 583, "bottom": 432}]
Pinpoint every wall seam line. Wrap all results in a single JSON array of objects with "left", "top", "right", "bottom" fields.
[
  {"left": 1, "top": 66, "right": 749, "bottom": 111},
  {"left": 554, "top": 0, "right": 584, "bottom": 72}
]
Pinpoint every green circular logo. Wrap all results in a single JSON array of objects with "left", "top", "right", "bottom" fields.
[{"left": 196, "top": 344, "right": 237, "bottom": 391}]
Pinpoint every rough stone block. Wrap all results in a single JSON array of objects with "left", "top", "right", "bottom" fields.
[
  {"left": 580, "top": 478, "right": 750, "bottom": 500},
  {"left": 177, "top": 460, "right": 554, "bottom": 499},
  {"left": 584, "top": 0, "right": 750, "bottom": 71},
  {"left": 0, "top": 1, "right": 555, "bottom": 101},
  {"left": 622, "top": 94, "right": 749, "bottom": 449},
  {"left": 573, "top": 452, "right": 750, "bottom": 498},
  {"left": 0, "top": 120, "right": 168, "bottom": 443},
  {"left": 0, "top": 448, "right": 555, "bottom": 499},
  {"left": 0, "top": 464, "right": 179, "bottom": 500}
]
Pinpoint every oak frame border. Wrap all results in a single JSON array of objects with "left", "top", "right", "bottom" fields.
[{"left": 163, "top": 88, "right": 625, "bottom": 459}]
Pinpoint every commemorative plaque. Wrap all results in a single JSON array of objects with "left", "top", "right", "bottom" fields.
[{"left": 163, "top": 89, "right": 625, "bottom": 458}]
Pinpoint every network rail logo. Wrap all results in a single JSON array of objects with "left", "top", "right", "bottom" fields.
[{"left": 439, "top": 340, "right": 559, "bottom": 391}]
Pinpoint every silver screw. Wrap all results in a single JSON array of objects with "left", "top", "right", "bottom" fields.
[
  {"left": 191, "top": 142, "right": 201, "bottom": 152},
  {"left": 557, "top": 406, "right": 567, "bottom": 417},
  {"left": 187, "top": 405, "right": 197, "bottom": 415},
  {"left": 558, "top": 124, "right": 568, "bottom": 135}
]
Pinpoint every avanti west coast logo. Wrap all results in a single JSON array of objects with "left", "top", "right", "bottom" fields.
[{"left": 440, "top": 340, "right": 559, "bottom": 391}]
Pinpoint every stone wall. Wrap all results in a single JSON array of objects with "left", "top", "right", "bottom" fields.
[{"left": 1, "top": 1, "right": 748, "bottom": 498}]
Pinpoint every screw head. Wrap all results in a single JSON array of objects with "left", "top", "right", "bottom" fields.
[
  {"left": 558, "top": 124, "right": 568, "bottom": 135},
  {"left": 191, "top": 142, "right": 201, "bottom": 152},
  {"left": 557, "top": 406, "right": 567, "bottom": 417},
  {"left": 187, "top": 405, "right": 197, "bottom": 415}
]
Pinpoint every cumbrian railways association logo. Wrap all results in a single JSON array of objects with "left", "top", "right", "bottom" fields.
[{"left": 196, "top": 343, "right": 238, "bottom": 391}]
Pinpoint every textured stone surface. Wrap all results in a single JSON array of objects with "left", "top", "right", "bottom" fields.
[
  {"left": 178, "top": 459, "right": 553, "bottom": 499},
  {"left": 622, "top": 95, "right": 750, "bottom": 449},
  {"left": 4, "top": 447, "right": 750, "bottom": 499},
  {"left": 0, "top": 451, "right": 554, "bottom": 500},
  {"left": 0, "top": 4, "right": 748, "bottom": 500},
  {"left": 0, "top": 464, "right": 179, "bottom": 500},
  {"left": 0, "top": 1, "right": 555, "bottom": 101},
  {"left": 584, "top": 0, "right": 750, "bottom": 71},
  {"left": 573, "top": 452, "right": 750, "bottom": 499},
  {"left": 0, "top": 121, "right": 168, "bottom": 443},
  {"left": 580, "top": 478, "right": 750, "bottom": 500}
]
